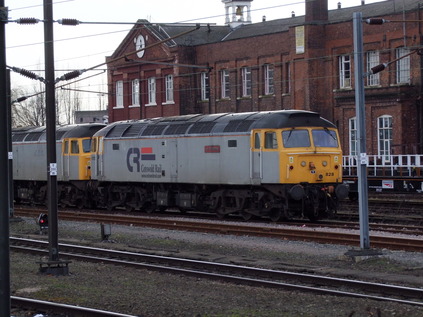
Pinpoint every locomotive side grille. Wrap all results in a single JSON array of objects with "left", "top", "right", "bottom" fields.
[
  {"left": 224, "top": 119, "right": 254, "bottom": 132},
  {"left": 12, "top": 133, "right": 27, "bottom": 142},
  {"left": 56, "top": 131, "right": 67, "bottom": 140},
  {"left": 122, "top": 123, "right": 146, "bottom": 138},
  {"left": 164, "top": 123, "right": 191, "bottom": 135},
  {"left": 188, "top": 122, "right": 216, "bottom": 134},
  {"left": 142, "top": 125, "right": 167, "bottom": 136},
  {"left": 107, "top": 124, "right": 131, "bottom": 138}
]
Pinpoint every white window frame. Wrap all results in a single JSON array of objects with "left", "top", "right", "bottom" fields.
[
  {"left": 131, "top": 79, "right": 139, "bottom": 107},
  {"left": 396, "top": 47, "right": 410, "bottom": 84},
  {"left": 378, "top": 115, "right": 393, "bottom": 161},
  {"left": 221, "top": 69, "right": 230, "bottom": 99},
  {"left": 201, "top": 72, "right": 210, "bottom": 101},
  {"left": 339, "top": 55, "right": 351, "bottom": 88},
  {"left": 349, "top": 117, "right": 357, "bottom": 156},
  {"left": 366, "top": 51, "right": 380, "bottom": 86},
  {"left": 241, "top": 67, "right": 252, "bottom": 97},
  {"left": 284, "top": 62, "right": 291, "bottom": 94},
  {"left": 115, "top": 80, "right": 123, "bottom": 108},
  {"left": 264, "top": 64, "right": 274, "bottom": 95},
  {"left": 165, "top": 75, "right": 174, "bottom": 103},
  {"left": 147, "top": 77, "right": 156, "bottom": 106}
]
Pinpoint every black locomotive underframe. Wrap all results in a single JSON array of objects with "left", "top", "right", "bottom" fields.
[
  {"left": 93, "top": 181, "right": 339, "bottom": 221},
  {"left": 13, "top": 179, "right": 339, "bottom": 221}
]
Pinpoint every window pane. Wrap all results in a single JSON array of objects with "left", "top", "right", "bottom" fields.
[
  {"left": 339, "top": 55, "right": 351, "bottom": 88},
  {"left": 82, "top": 139, "right": 91, "bottom": 153},
  {"left": 201, "top": 72, "right": 210, "bottom": 100},
  {"left": 282, "top": 130, "right": 310, "bottom": 148},
  {"left": 71, "top": 140, "right": 79, "bottom": 154},
  {"left": 265, "top": 132, "right": 277, "bottom": 149},
  {"left": 116, "top": 80, "right": 123, "bottom": 107},
  {"left": 312, "top": 129, "right": 339, "bottom": 147},
  {"left": 254, "top": 133, "right": 261, "bottom": 149}
]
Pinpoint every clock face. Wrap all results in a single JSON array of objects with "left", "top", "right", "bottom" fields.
[{"left": 134, "top": 35, "right": 145, "bottom": 58}]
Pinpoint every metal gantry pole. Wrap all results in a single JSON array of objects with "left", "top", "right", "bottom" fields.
[
  {"left": 0, "top": 2, "right": 11, "bottom": 316},
  {"left": 353, "top": 12, "right": 370, "bottom": 249},
  {"left": 44, "top": 0, "right": 61, "bottom": 268}
]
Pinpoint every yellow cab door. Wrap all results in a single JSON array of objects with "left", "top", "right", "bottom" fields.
[{"left": 62, "top": 137, "right": 92, "bottom": 181}]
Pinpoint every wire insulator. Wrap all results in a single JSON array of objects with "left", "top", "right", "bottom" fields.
[
  {"left": 57, "top": 18, "right": 80, "bottom": 25},
  {"left": 56, "top": 70, "right": 85, "bottom": 82},
  {"left": 16, "top": 18, "right": 39, "bottom": 24},
  {"left": 16, "top": 96, "right": 28, "bottom": 102},
  {"left": 11, "top": 66, "right": 44, "bottom": 81},
  {"left": 370, "top": 63, "right": 387, "bottom": 74},
  {"left": 365, "top": 18, "right": 386, "bottom": 25}
]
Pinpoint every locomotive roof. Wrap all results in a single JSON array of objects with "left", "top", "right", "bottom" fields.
[
  {"left": 12, "top": 123, "right": 106, "bottom": 143},
  {"left": 97, "top": 110, "right": 336, "bottom": 139}
]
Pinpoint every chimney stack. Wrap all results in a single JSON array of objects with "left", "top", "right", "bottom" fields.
[
  {"left": 305, "top": 0, "right": 328, "bottom": 23},
  {"left": 337, "top": 2, "right": 341, "bottom": 9}
]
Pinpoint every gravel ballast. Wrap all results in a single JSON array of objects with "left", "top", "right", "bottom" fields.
[{"left": 9, "top": 216, "right": 423, "bottom": 317}]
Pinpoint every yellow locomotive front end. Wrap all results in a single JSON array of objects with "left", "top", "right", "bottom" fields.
[
  {"left": 280, "top": 127, "right": 343, "bottom": 184},
  {"left": 251, "top": 123, "right": 348, "bottom": 220}
]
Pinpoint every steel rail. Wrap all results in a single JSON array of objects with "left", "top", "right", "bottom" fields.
[
  {"left": 13, "top": 208, "right": 423, "bottom": 252},
  {"left": 10, "top": 237, "right": 423, "bottom": 306},
  {"left": 11, "top": 296, "right": 138, "bottom": 317}
]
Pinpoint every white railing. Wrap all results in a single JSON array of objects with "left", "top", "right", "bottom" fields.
[{"left": 343, "top": 154, "right": 423, "bottom": 177}]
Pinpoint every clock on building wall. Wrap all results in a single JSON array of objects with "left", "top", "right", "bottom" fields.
[{"left": 134, "top": 35, "right": 145, "bottom": 58}]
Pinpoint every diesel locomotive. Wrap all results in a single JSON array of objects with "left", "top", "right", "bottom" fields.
[{"left": 12, "top": 110, "right": 349, "bottom": 221}]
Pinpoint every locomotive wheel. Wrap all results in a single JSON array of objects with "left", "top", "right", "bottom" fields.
[
  {"left": 268, "top": 208, "right": 282, "bottom": 222},
  {"left": 241, "top": 211, "right": 253, "bottom": 221},
  {"left": 216, "top": 207, "right": 226, "bottom": 219}
]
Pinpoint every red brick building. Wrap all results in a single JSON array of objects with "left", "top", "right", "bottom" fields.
[{"left": 106, "top": 0, "right": 423, "bottom": 156}]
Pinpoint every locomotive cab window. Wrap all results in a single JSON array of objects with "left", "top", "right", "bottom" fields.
[
  {"left": 282, "top": 129, "right": 310, "bottom": 148},
  {"left": 82, "top": 139, "right": 92, "bottom": 153},
  {"left": 71, "top": 140, "right": 79, "bottom": 154},
  {"left": 91, "top": 137, "right": 98, "bottom": 153},
  {"left": 254, "top": 132, "right": 261, "bottom": 149},
  {"left": 63, "top": 140, "right": 69, "bottom": 154},
  {"left": 312, "top": 129, "right": 338, "bottom": 147},
  {"left": 264, "top": 131, "right": 278, "bottom": 149}
]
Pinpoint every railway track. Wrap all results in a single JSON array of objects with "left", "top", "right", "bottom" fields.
[
  {"left": 13, "top": 208, "right": 423, "bottom": 252},
  {"left": 10, "top": 237, "right": 423, "bottom": 308},
  {"left": 11, "top": 296, "right": 137, "bottom": 317}
]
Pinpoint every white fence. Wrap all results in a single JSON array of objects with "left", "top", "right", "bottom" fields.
[{"left": 343, "top": 154, "right": 423, "bottom": 177}]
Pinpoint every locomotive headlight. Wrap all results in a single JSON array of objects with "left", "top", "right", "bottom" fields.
[
  {"left": 322, "top": 161, "right": 328, "bottom": 167},
  {"left": 301, "top": 161, "right": 306, "bottom": 167}
]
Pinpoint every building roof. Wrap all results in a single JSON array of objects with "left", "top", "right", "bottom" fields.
[{"left": 140, "top": 0, "right": 423, "bottom": 46}]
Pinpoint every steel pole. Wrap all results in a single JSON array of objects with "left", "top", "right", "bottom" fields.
[
  {"left": 44, "top": 0, "right": 60, "bottom": 262},
  {"left": 0, "top": 2, "right": 11, "bottom": 316},
  {"left": 353, "top": 12, "right": 370, "bottom": 249}
]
